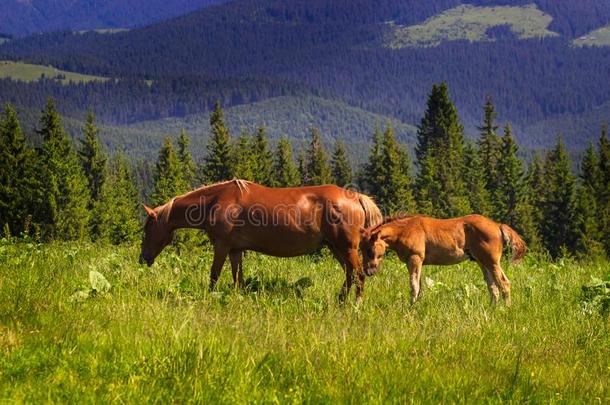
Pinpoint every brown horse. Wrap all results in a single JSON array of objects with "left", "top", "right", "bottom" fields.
[
  {"left": 140, "top": 179, "right": 382, "bottom": 303},
  {"left": 360, "top": 214, "right": 527, "bottom": 305}
]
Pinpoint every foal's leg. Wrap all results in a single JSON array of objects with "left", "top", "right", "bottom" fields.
[
  {"left": 476, "top": 260, "right": 500, "bottom": 304},
  {"left": 490, "top": 262, "right": 511, "bottom": 306},
  {"left": 209, "top": 244, "right": 229, "bottom": 291},
  {"left": 406, "top": 255, "right": 423, "bottom": 305},
  {"left": 229, "top": 251, "right": 244, "bottom": 288}
]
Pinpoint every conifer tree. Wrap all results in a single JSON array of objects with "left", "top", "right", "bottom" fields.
[
  {"left": 540, "top": 138, "right": 579, "bottom": 257},
  {"left": 304, "top": 128, "right": 332, "bottom": 185},
  {"left": 495, "top": 124, "right": 522, "bottom": 225},
  {"left": 272, "top": 137, "right": 299, "bottom": 187},
  {"left": 331, "top": 140, "right": 352, "bottom": 187},
  {"left": 478, "top": 96, "right": 502, "bottom": 200},
  {"left": 597, "top": 126, "right": 610, "bottom": 255},
  {"left": 231, "top": 130, "right": 254, "bottom": 181},
  {"left": 252, "top": 127, "right": 273, "bottom": 185},
  {"left": 203, "top": 101, "right": 232, "bottom": 183},
  {"left": 77, "top": 112, "right": 107, "bottom": 203},
  {"left": 576, "top": 142, "right": 603, "bottom": 252},
  {"left": 95, "top": 153, "right": 141, "bottom": 244},
  {"left": 526, "top": 154, "right": 545, "bottom": 231},
  {"left": 37, "top": 99, "right": 90, "bottom": 240},
  {"left": 415, "top": 83, "right": 470, "bottom": 217},
  {"left": 177, "top": 130, "right": 196, "bottom": 189},
  {"left": 0, "top": 105, "right": 38, "bottom": 236},
  {"left": 375, "top": 124, "right": 415, "bottom": 213},
  {"left": 363, "top": 124, "right": 385, "bottom": 197},
  {"left": 151, "top": 137, "right": 188, "bottom": 206},
  {"left": 463, "top": 141, "right": 492, "bottom": 215}
]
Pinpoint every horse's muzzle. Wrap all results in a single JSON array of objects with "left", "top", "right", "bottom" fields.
[{"left": 364, "top": 266, "right": 379, "bottom": 277}]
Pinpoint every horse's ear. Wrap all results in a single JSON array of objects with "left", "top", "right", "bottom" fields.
[
  {"left": 143, "top": 204, "right": 158, "bottom": 222},
  {"left": 359, "top": 227, "right": 366, "bottom": 237}
]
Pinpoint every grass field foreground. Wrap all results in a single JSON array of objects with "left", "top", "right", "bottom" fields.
[
  {"left": 386, "top": 4, "right": 558, "bottom": 48},
  {"left": 0, "top": 61, "right": 107, "bottom": 84},
  {"left": 0, "top": 239, "right": 609, "bottom": 402}
]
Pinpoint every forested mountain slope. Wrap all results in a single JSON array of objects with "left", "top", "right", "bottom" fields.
[
  {"left": 0, "top": 0, "right": 231, "bottom": 37},
  {"left": 1, "top": 0, "right": 609, "bottom": 150}
]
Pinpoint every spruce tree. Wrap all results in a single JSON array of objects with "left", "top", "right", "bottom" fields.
[
  {"left": 177, "top": 130, "right": 196, "bottom": 189},
  {"left": 463, "top": 142, "right": 491, "bottom": 215},
  {"left": 363, "top": 124, "right": 385, "bottom": 197},
  {"left": 203, "top": 101, "right": 232, "bottom": 183},
  {"left": 331, "top": 140, "right": 352, "bottom": 187},
  {"left": 95, "top": 153, "right": 141, "bottom": 244},
  {"left": 478, "top": 96, "right": 502, "bottom": 202},
  {"left": 577, "top": 142, "right": 603, "bottom": 252},
  {"left": 304, "top": 128, "right": 332, "bottom": 186},
  {"left": 252, "top": 127, "right": 273, "bottom": 185},
  {"left": 597, "top": 126, "right": 610, "bottom": 255},
  {"left": 495, "top": 124, "right": 522, "bottom": 225},
  {"left": 415, "top": 83, "right": 470, "bottom": 217},
  {"left": 375, "top": 124, "right": 415, "bottom": 213},
  {"left": 526, "top": 154, "right": 545, "bottom": 231},
  {"left": 37, "top": 99, "right": 90, "bottom": 240},
  {"left": 151, "top": 137, "right": 188, "bottom": 206},
  {"left": 540, "top": 138, "right": 579, "bottom": 257},
  {"left": 231, "top": 130, "right": 255, "bottom": 181},
  {"left": 77, "top": 112, "right": 107, "bottom": 202},
  {"left": 0, "top": 105, "right": 38, "bottom": 236},
  {"left": 272, "top": 137, "right": 299, "bottom": 187}
]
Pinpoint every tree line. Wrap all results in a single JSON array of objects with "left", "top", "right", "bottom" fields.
[{"left": 1, "top": 83, "right": 609, "bottom": 259}]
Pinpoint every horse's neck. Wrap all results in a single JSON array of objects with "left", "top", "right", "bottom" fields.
[
  {"left": 379, "top": 225, "right": 401, "bottom": 247},
  {"left": 165, "top": 189, "right": 218, "bottom": 230}
]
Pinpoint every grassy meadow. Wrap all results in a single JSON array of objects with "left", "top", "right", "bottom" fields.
[
  {"left": 0, "top": 61, "right": 107, "bottom": 84},
  {"left": 574, "top": 25, "right": 610, "bottom": 47},
  {"left": 1, "top": 238, "right": 609, "bottom": 403},
  {"left": 386, "top": 4, "right": 558, "bottom": 48}
]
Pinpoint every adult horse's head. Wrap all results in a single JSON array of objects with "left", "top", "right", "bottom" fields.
[
  {"left": 359, "top": 228, "right": 388, "bottom": 277},
  {"left": 139, "top": 204, "right": 174, "bottom": 266}
]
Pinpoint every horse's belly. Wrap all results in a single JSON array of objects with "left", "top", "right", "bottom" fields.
[
  {"left": 232, "top": 228, "right": 323, "bottom": 257},
  {"left": 423, "top": 245, "right": 468, "bottom": 265}
]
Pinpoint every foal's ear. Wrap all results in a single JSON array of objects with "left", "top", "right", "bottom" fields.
[{"left": 143, "top": 204, "right": 158, "bottom": 222}]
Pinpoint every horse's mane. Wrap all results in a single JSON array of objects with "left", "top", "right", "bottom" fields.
[
  {"left": 370, "top": 212, "right": 421, "bottom": 232},
  {"left": 156, "top": 179, "right": 252, "bottom": 223},
  {"left": 188, "top": 179, "right": 252, "bottom": 197}
]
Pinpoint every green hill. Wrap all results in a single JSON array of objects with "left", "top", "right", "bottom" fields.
[
  {"left": 107, "top": 96, "right": 417, "bottom": 162},
  {"left": 573, "top": 25, "right": 610, "bottom": 47},
  {"left": 386, "top": 4, "right": 558, "bottom": 48},
  {"left": 0, "top": 61, "right": 107, "bottom": 84}
]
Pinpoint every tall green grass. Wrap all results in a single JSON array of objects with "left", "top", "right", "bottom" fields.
[{"left": 1, "top": 239, "right": 608, "bottom": 403}]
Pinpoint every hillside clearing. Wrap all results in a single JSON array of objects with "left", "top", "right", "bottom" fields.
[
  {"left": 386, "top": 4, "right": 559, "bottom": 48},
  {"left": 0, "top": 61, "right": 107, "bottom": 84},
  {"left": 574, "top": 25, "right": 610, "bottom": 47},
  {"left": 0, "top": 240, "right": 609, "bottom": 402}
]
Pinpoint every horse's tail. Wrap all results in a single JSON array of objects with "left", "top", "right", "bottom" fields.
[
  {"left": 358, "top": 194, "right": 383, "bottom": 228},
  {"left": 500, "top": 224, "right": 527, "bottom": 263}
]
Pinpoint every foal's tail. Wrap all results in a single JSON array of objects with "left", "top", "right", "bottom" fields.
[
  {"left": 359, "top": 194, "right": 383, "bottom": 228},
  {"left": 500, "top": 224, "right": 528, "bottom": 263}
]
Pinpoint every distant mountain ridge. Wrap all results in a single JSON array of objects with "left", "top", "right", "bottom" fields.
[
  {"left": 1, "top": 0, "right": 610, "bottom": 151},
  {"left": 0, "top": 0, "right": 231, "bottom": 37}
]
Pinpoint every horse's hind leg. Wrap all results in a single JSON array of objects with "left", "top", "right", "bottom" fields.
[
  {"left": 329, "top": 247, "right": 353, "bottom": 303},
  {"left": 478, "top": 264, "right": 500, "bottom": 304},
  {"left": 490, "top": 263, "right": 511, "bottom": 306},
  {"left": 407, "top": 255, "right": 423, "bottom": 305},
  {"left": 229, "top": 250, "right": 244, "bottom": 289},
  {"left": 209, "top": 244, "right": 229, "bottom": 291}
]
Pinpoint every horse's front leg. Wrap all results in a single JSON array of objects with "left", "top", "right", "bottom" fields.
[
  {"left": 229, "top": 250, "right": 244, "bottom": 289},
  {"left": 209, "top": 244, "right": 229, "bottom": 291},
  {"left": 406, "top": 255, "right": 423, "bottom": 305}
]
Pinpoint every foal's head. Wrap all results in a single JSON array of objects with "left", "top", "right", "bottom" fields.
[
  {"left": 139, "top": 204, "right": 174, "bottom": 266},
  {"left": 360, "top": 229, "right": 388, "bottom": 277}
]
